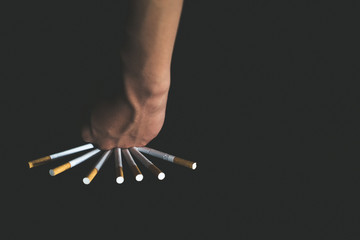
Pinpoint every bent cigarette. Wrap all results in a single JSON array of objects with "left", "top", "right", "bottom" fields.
[
  {"left": 49, "top": 149, "right": 101, "bottom": 176},
  {"left": 129, "top": 147, "right": 165, "bottom": 180},
  {"left": 83, "top": 150, "right": 112, "bottom": 185},
  {"left": 28, "top": 143, "right": 94, "bottom": 168},
  {"left": 136, "top": 147, "right": 197, "bottom": 170},
  {"left": 114, "top": 148, "right": 124, "bottom": 184},
  {"left": 122, "top": 149, "right": 143, "bottom": 182}
]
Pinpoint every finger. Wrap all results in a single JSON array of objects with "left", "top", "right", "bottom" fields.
[
  {"left": 96, "top": 139, "right": 116, "bottom": 151},
  {"left": 81, "top": 125, "right": 93, "bottom": 143}
]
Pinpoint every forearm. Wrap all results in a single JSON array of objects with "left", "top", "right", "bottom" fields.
[{"left": 120, "top": 0, "right": 184, "bottom": 97}]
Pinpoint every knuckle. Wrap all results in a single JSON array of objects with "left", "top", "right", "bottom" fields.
[{"left": 81, "top": 131, "right": 92, "bottom": 142}]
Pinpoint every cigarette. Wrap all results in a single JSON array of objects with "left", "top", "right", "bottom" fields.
[
  {"left": 114, "top": 148, "right": 124, "bottom": 184},
  {"left": 129, "top": 147, "right": 165, "bottom": 180},
  {"left": 49, "top": 149, "right": 101, "bottom": 176},
  {"left": 83, "top": 150, "right": 112, "bottom": 185},
  {"left": 122, "top": 149, "right": 143, "bottom": 182},
  {"left": 28, "top": 143, "right": 94, "bottom": 168},
  {"left": 136, "top": 147, "right": 197, "bottom": 170}
]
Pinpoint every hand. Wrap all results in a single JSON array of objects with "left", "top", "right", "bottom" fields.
[
  {"left": 81, "top": 0, "right": 183, "bottom": 150},
  {"left": 81, "top": 73, "right": 169, "bottom": 150}
]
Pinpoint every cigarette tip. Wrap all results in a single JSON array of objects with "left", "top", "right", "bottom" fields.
[
  {"left": 116, "top": 176, "right": 124, "bottom": 184},
  {"left": 28, "top": 162, "right": 33, "bottom": 168},
  {"left": 83, "top": 177, "right": 91, "bottom": 185},
  {"left": 136, "top": 174, "right": 143, "bottom": 182},
  {"left": 192, "top": 162, "right": 197, "bottom": 170},
  {"left": 158, "top": 172, "right": 165, "bottom": 180},
  {"left": 49, "top": 169, "right": 55, "bottom": 176}
]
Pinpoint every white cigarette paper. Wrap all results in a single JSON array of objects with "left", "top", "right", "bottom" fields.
[
  {"left": 69, "top": 149, "right": 101, "bottom": 167},
  {"left": 114, "top": 148, "right": 123, "bottom": 167},
  {"left": 130, "top": 148, "right": 153, "bottom": 167},
  {"left": 94, "top": 150, "right": 112, "bottom": 170},
  {"left": 50, "top": 143, "right": 94, "bottom": 159},
  {"left": 122, "top": 149, "right": 137, "bottom": 166},
  {"left": 136, "top": 147, "right": 175, "bottom": 162}
]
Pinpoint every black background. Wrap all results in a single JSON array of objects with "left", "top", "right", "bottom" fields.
[{"left": 1, "top": 0, "right": 360, "bottom": 239}]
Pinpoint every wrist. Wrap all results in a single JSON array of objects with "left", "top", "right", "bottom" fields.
[
  {"left": 120, "top": 39, "right": 172, "bottom": 83},
  {"left": 120, "top": 42, "right": 171, "bottom": 113},
  {"left": 122, "top": 71, "right": 169, "bottom": 114}
]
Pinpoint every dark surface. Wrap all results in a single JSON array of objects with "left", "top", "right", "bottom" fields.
[{"left": 1, "top": 0, "right": 360, "bottom": 239}]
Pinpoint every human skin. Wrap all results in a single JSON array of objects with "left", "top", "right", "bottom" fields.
[{"left": 81, "top": 0, "right": 184, "bottom": 150}]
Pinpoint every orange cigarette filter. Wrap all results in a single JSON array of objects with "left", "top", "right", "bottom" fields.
[
  {"left": 129, "top": 165, "right": 142, "bottom": 178},
  {"left": 28, "top": 156, "right": 51, "bottom": 168},
  {"left": 49, "top": 162, "right": 71, "bottom": 176},
  {"left": 83, "top": 150, "right": 112, "bottom": 185},
  {"left": 116, "top": 166, "right": 124, "bottom": 184},
  {"left": 83, "top": 168, "right": 98, "bottom": 184},
  {"left": 173, "top": 157, "right": 196, "bottom": 169}
]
